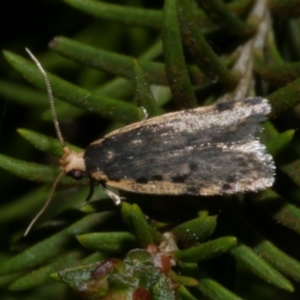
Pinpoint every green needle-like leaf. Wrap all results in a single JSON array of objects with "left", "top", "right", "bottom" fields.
[
  {"left": 63, "top": 0, "right": 162, "bottom": 29},
  {"left": 172, "top": 215, "right": 217, "bottom": 246},
  {"left": 0, "top": 153, "right": 87, "bottom": 186},
  {"left": 266, "top": 129, "right": 295, "bottom": 157},
  {"left": 195, "top": 0, "right": 256, "bottom": 35},
  {"left": 178, "top": 0, "right": 239, "bottom": 89},
  {"left": 0, "top": 80, "right": 49, "bottom": 107},
  {"left": 229, "top": 243, "right": 294, "bottom": 292},
  {"left": 9, "top": 251, "right": 84, "bottom": 291},
  {"left": 77, "top": 232, "right": 138, "bottom": 253},
  {"left": 3, "top": 50, "right": 142, "bottom": 124},
  {"left": 253, "top": 189, "right": 300, "bottom": 235},
  {"left": 18, "top": 128, "right": 82, "bottom": 157},
  {"left": 181, "top": 263, "right": 243, "bottom": 300},
  {"left": 162, "top": 0, "right": 197, "bottom": 108},
  {"left": 121, "top": 202, "right": 154, "bottom": 247},
  {"left": 0, "top": 212, "right": 115, "bottom": 276},
  {"left": 174, "top": 236, "right": 237, "bottom": 262},
  {"left": 133, "top": 60, "right": 159, "bottom": 117},
  {"left": 222, "top": 198, "right": 300, "bottom": 283},
  {"left": 268, "top": 77, "right": 300, "bottom": 117}
]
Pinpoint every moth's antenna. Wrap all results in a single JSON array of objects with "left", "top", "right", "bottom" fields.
[
  {"left": 24, "top": 172, "right": 65, "bottom": 236},
  {"left": 24, "top": 49, "right": 67, "bottom": 236},
  {"left": 25, "top": 48, "right": 65, "bottom": 148}
]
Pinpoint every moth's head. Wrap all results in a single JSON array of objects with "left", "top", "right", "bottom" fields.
[{"left": 60, "top": 146, "right": 86, "bottom": 180}]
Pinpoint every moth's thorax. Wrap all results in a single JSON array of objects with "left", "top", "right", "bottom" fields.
[{"left": 60, "top": 146, "right": 86, "bottom": 174}]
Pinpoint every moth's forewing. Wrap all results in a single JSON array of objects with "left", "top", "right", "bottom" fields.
[{"left": 84, "top": 97, "right": 274, "bottom": 196}]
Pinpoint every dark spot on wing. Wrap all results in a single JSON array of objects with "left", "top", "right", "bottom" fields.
[
  {"left": 187, "top": 185, "right": 198, "bottom": 194},
  {"left": 222, "top": 183, "right": 233, "bottom": 191},
  {"left": 222, "top": 175, "right": 237, "bottom": 191},
  {"left": 152, "top": 175, "right": 163, "bottom": 181},
  {"left": 189, "top": 162, "right": 198, "bottom": 171},
  {"left": 235, "top": 158, "right": 248, "bottom": 168},
  {"left": 136, "top": 177, "right": 148, "bottom": 184},
  {"left": 171, "top": 174, "right": 189, "bottom": 183},
  {"left": 215, "top": 101, "right": 235, "bottom": 112},
  {"left": 226, "top": 175, "right": 237, "bottom": 183}
]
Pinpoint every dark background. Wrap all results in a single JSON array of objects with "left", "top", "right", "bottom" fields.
[{"left": 1, "top": 1, "right": 300, "bottom": 299}]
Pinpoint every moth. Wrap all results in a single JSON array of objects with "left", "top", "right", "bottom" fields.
[{"left": 24, "top": 49, "right": 275, "bottom": 235}]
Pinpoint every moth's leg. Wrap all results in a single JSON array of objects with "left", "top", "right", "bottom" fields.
[
  {"left": 84, "top": 177, "right": 94, "bottom": 203},
  {"left": 100, "top": 184, "right": 122, "bottom": 205},
  {"left": 141, "top": 106, "right": 148, "bottom": 120}
]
